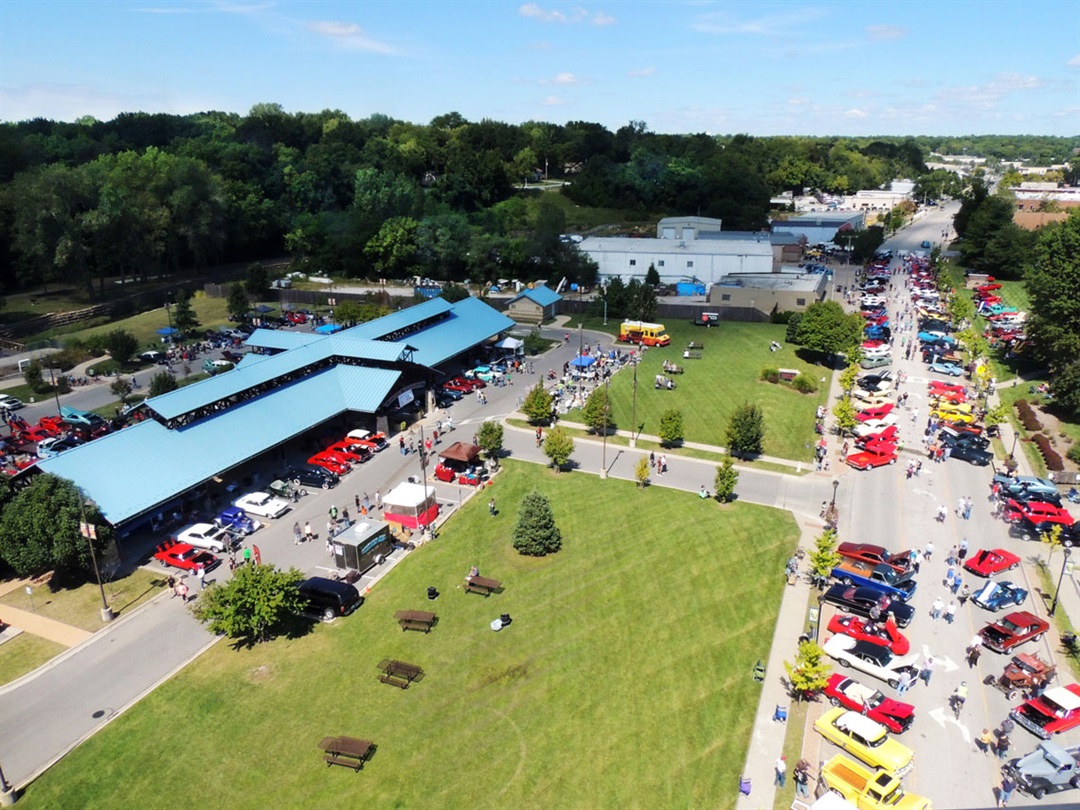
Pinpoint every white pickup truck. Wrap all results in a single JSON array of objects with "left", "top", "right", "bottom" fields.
[{"left": 175, "top": 523, "right": 233, "bottom": 553}]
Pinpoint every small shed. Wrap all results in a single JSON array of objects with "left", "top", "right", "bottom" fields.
[
  {"left": 506, "top": 284, "right": 561, "bottom": 325},
  {"left": 332, "top": 518, "right": 396, "bottom": 574},
  {"left": 382, "top": 482, "right": 439, "bottom": 529}
]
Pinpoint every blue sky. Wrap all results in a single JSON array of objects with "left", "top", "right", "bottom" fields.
[{"left": 2, "top": 1, "right": 1078, "bottom": 136}]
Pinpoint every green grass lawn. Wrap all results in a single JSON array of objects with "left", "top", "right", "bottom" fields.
[
  {"left": 0, "top": 633, "right": 67, "bottom": 686},
  {"left": 565, "top": 318, "right": 830, "bottom": 461},
  {"left": 0, "top": 569, "right": 165, "bottom": 633},
  {"left": 18, "top": 461, "right": 798, "bottom": 810}
]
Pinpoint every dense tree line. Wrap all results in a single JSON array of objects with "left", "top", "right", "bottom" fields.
[{"left": 2, "top": 107, "right": 1076, "bottom": 298}]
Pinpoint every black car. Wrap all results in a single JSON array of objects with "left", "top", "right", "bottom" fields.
[
  {"left": 999, "top": 486, "right": 1063, "bottom": 509},
  {"left": 948, "top": 442, "right": 994, "bottom": 466},
  {"left": 285, "top": 466, "right": 339, "bottom": 490},
  {"left": 1012, "top": 517, "right": 1078, "bottom": 547},
  {"left": 436, "top": 385, "right": 463, "bottom": 401},
  {"left": 820, "top": 584, "right": 915, "bottom": 628}
]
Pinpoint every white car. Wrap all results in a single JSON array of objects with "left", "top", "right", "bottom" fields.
[
  {"left": 862, "top": 345, "right": 892, "bottom": 360},
  {"left": 823, "top": 634, "right": 920, "bottom": 689},
  {"left": 854, "top": 419, "right": 899, "bottom": 438},
  {"left": 860, "top": 296, "right": 886, "bottom": 307},
  {"left": 233, "top": 491, "right": 291, "bottom": 519},
  {"left": 0, "top": 394, "right": 25, "bottom": 411},
  {"left": 851, "top": 390, "right": 893, "bottom": 409},
  {"left": 175, "top": 522, "right": 232, "bottom": 553}
]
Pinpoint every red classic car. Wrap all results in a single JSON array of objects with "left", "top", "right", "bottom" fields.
[
  {"left": 978, "top": 610, "right": 1050, "bottom": 654},
  {"left": 324, "top": 441, "right": 371, "bottom": 464},
  {"left": 964, "top": 548, "right": 1021, "bottom": 578},
  {"left": 1003, "top": 500, "right": 1075, "bottom": 528},
  {"left": 855, "top": 425, "right": 899, "bottom": 446},
  {"left": 837, "top": 543, "right": 911, "bottom": 574},
  {"left": 828, "top": 614, "right": 910, "bottom": 655},
  {"left": 846, "top": 448, "right": 898, "bottom": 471},
  {"left": 1010, "top": 683, "right": 1080, "bottom": 739},
  {"left": 823, "top": 674, "right": 915, "bottom": 734},
  {"left": 307, "top": 452, "right": 351, "bottom": 476},
  {"left": 859, "top": 437, "right": 898, "bottom": 456},
  {"left": 153, "top": 540, "right": 220, "bottom": 572},
  {"left": 284, "top": 311, "right": 308, "bottom": 324},
  {"left": 854, "top": 404, "right": 896, "bottom": 423}
]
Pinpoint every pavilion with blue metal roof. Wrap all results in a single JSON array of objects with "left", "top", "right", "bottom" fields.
[{"left": 32, "top": 296, "right": 515, "bottom": 529}]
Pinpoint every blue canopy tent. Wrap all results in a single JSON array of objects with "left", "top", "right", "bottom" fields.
[
  {"left": 569, "top": 355, "right": 596, "bottom": 368},
  {"left": 254, "top": 304, "right": 276, "bottom": 314},
  {"left": 155, "top": 326, "right": 179, "bottom": 344}
]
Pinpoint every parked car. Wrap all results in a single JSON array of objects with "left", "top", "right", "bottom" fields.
[
  {"left": 1001, "top": 486, "right": 1063, "bottom": 508},
  {"left": 993, "top": 474, "right": 1058, "bottom": 497},
  {"left": 837, "top": 543, "right": 911, "bottom": 574},
  {"left": 233, "top": 491, "right": 291, "bottom": 519},
  {"left": 175, "top": 523, "right": 234, "bottom": 553},
  {"left": 138, "top": 350, "right": 166, "bottom": 364},
  {"left": 0, "top": 395, "right": 25, "bottom": 411},
  {"left": 854, "top": 419, "right": 899, "bottom": 438},
  {"left": 323, "top": 441, "right": 370, "bottom": 464},
  {"left": 860, "top": 356, "right": 892, "bottom": 370},
  {"left": 818, "top": 755, "right": 930, "bottom": 810},
  {"left": 36, "top": 437, "right": 81, "bottom": 459},
  {"left": 832, "top": 560, "right": 915, "bottom": 601},
  {"left": 346, "top": 429, "right": 389, "bottom": 451},
  {"left": 307, "top": 452, "right": 351, "bottom": 476},
  {"left": 1011, "top": 684, "right": 1080, "bottom": 739},
  {"left": 1004, "top": 741, "right": 1080, "bottom": 800},
  {"left": 1004, "top": 500, "right": 1074, "bottom": 528},
  {"left": 822, "top": 634, "right": 920, "bottom": 689},
  {"left": 846, "top": 447, "right": 898, "bottom": 471},
  {"left": 854, "top": 404, "right": 895, "bottom": 422},
  {"left": 985, "top": 653, "right": 1058, "bottom": 701},
  {"left": 820, "top": 584, "right": 915, "bottom": 628},
  {"left": 1012, "top": 518, "right": 1079, "bottom": 547},
  {"left": 978, "top": 610, "right": 1050, "bottom": 654},
  {"left": 814, "top": 708, "right": 914, "bottom": 777},
  {"left": 964, "top": 548, "right": 1021, "bottom": 578},
  {"left": 971, "top": 580, "right": 1028, "bottom": 612},
  {"left": 949, "top": 443, "right": 994, "bottom": 466},
  {"left": 823, "top": 674, "right": 915, "bottom": 734},
  {"left": 297, "top": 577, "right": 363, "bottom": 622},
  {"left": 284, "top": 466, "right": 339, "bottom": 490},
  {"left": 929, "top": 361, "right": 964, "bottom": 377},
  {"left": 213, "top": 506, "right": 260, "bottom": 536},
  {"left": 153, "top": 540, "right": 220, "bottom": 572},
  {"left": 828, "top": 614, "right": 910, "bottom": 655}
]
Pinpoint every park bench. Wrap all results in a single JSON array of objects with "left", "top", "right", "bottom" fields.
[
  {"left": 394, "top": 609, "right": 437, "bottom": 633},
  {"left": 377, "top": 658, "right": 424, "bottom": 689},
  {"left": 668, "top": 365, "right": 684, "bottom": 374},
  {"left": 687, "top": 341, "right": 704, "bottom": 350},
  {"left": 682, "top": 350, "right": 703, "bottom": 360},
  {"left": 464, "top": 575, "right": 502, "bottom": 597},
  {"left": 319, "top": 736, "right": 374, "bottom": 771}
]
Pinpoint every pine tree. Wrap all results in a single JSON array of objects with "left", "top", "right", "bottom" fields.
[
  {"left": 512, "top": 490, "right": 562, "bottom": 556},
  {"left": 171, "top": 288, "right": 199, "bottom": 337}
]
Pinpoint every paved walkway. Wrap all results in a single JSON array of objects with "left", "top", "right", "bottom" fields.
[{"left": 0, "top": 605, "right": 92, "bottom": 648}]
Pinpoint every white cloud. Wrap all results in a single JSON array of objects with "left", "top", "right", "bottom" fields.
[
  {"left": 627, "top": 66, "right": 656, "bottom": 78},
  {"left": 843, "top": 108, "right": 869, "bottom": 119},
  {"left": 539, "top": 95, "right": 565, "bottom": 106},
  {"left": 541, "top": 72, "right": 584, "bottom": 86},
  {"left": 692, "top": 8, "right": 827, "bottom": 36},
  {"left": 519, "top": 3, "right": 568, "bottom": 23},
  {"left": 0, "top": 82, "right": 218, "bottom": 123},
  {"left": 1068, "top": 54, "right": 1080, "bottom": 67},
  {"left": 136, "top": 1, "right": 274, "bottom": 13},
  {"left": 866, "top": 24, "right": 907, "bottom": 41},
  {"left": 307, "top": 20, "right": 400, "bottom": 55},
  {"left": 593, "top": 11, "right": 616, "bottom": 26},
  {"left": 519, "top": 4, "right": 595, "bottom": 24}
]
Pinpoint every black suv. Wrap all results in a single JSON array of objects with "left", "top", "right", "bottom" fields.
[
  {"left": 285, "top": 465, "right": 339, "bottom": 490},
  {"left": 297, "top": 577, "right": 363, "bottom": 621}
]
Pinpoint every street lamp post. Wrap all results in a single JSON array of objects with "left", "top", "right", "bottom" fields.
[
  {"left": 79, "top": 495, "right": 113, "bottom": 623},
  {"left": 629, "top": 358, "right": 638, "bottom": 448},
  {"left": 831, "top": 477, "right": 840, "bottom": 508},
  {"left": 600, "top": 375, "right": 610, "bottom": 479},
  {"left": 1049, "top": 547, "right": 1073, "bottom": 618}
]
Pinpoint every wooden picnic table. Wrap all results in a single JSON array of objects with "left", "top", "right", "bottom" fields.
[
  {"left": 394, "top": 609, "right": 437, "bottom": 633},
  {"left": 464, "top": 575, "right": 502, "bottom": 597},
  {"left": 682, "top": 350, "right": 703, "bottom": 360},
  {"left": 687, "top": 341, "right": 705, "bottom": 350},
  {"left": 377, "top": 658, "right": 424, "bottom": 689},
  {"left": 319, "top": 735, "right": 374, "bottom": 771}
]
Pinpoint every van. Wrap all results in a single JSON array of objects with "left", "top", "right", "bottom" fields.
[
  {"left": 203, "top": 358, "right": 234, "bottom": 375},
  {"left": 618, "top": 320, "right": 670, "bottom": 347},
  {"left": 297, "top": 577, "right": 363, "bottom": 621}
]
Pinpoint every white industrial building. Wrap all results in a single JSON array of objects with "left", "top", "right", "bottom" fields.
[
  {"left": 578, "top": 236, "right": 773, "bottom": 285},
  {"left": 770, "top": 212, "right": 865, "bottom": 246}
]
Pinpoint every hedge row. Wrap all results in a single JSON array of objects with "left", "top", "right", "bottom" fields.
[
  {"left": 758, "top": 367, "right": 818, "bottom": 394},
  {"left": 1015, "top": 399, "right": 1043, "bottom": 433},
  {"left": 1032, "top": 433, "right": 1065, "bottom": 472}
]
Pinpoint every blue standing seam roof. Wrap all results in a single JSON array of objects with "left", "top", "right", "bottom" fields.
[
  {"left": 390, "top": 296, "right": 515, "bottom": 368},
  {"left": 511, "top": 285, "right": 562, "bottom": 307},
  {"left": 343, "top": 297, "right": 454, "bottom": 340},
  {"left": 244, "top": 330, "right": 323, "bottom": 351},
  {"left": 35, "top": 365, "right": 401, "bottom": 525}
]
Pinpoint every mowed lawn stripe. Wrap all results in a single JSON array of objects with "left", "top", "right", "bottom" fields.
[{"left": 19, "top": 463, "right": 796, "bottom": 810}]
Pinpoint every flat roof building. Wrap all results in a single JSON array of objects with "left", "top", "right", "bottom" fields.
[{"left": 579, "top": 236, "right": 773, "bottom": 285}]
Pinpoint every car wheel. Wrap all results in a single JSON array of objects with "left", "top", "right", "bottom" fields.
[
  {"left": 829, "top": 697, "right": 842, "bottom": 707},
  {"left": 1009, "top": 562, "right": 1018, "bottom": 570},
  {"left": 888, "top": 677, "right": 899, "bottom": 688},
  {"left": 1007, "top": 689, "right": 1020, "bottom": 701},
  {"left": 1032, "top": 787, "right": 1046, "bottom": 800},
  {"left": 983, "top": 675, "right": 995, "bottom": 686},
  {"left": 889, "top": 458, "right": 896, "bottom": 465},
  {"left": 1032, "top": 633, "right": 1044, "bottom": 643},
  {"left": 292, "top": 478, "right": 301, "bottom": 488},
  {"left": 321, "top": 607, "right": 335, "bottom": 622},
  {"left": 838, "top": 657, "right": 850, "bottom": 668},
  {"left": 322, "top": 482, "right": 330, "bottom": 490}
]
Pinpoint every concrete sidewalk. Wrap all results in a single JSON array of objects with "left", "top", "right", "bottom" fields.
[{"left": 0, "top": 605, "right": 92, "bottom": 647}]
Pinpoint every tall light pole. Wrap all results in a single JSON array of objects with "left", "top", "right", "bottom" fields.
[
  {"left": 577, "top": 284, "right": 584, "bottom": 408},
  {"left": 1049, "top": 547, "right": 1072, "bottom": 617},
  {"left": 79, "top": 494, "right": 113, "bottom": 623},
  {"left": 0, "top": 757, "right": 14, "bottom": 806},
  {"left": 629, "top": 357, "right": 638, "bottom": 448},
  {"left": 600, "top": 375, "right": 610, "bottom": 479}
]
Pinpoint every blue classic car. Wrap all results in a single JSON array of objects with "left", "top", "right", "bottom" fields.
[
  {"left": 214, "top": 506, "right": 259, "bottom": 536},
  {"left": 917, "top": 331, "right": 956, "bottom": 346},
  {"left": 971, "top": 579, "right": 1028, "bottom": 612},
  {"left": 929, "top": 361, "right": 964, "bottom": 377}
]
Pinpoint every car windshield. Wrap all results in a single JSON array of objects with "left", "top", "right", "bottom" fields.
[{"left": 868, "top": 691, "right": 885, "bottom": 709}]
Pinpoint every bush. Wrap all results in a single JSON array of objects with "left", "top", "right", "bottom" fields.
[
  {"left": 48, "top": 345, "right": 94, "bottom": 371},
  {"left": 770, "top": 310, "right": 797, "bottom": 325},
  {"left": 1068, "top": 444, "right": 1080, "bottom": 465},
  {"left": 785, "top": 313, "right": 803, "bottom": 344},
  {"left": 512, "top": 491, "right": 562, "bottom": 556},
  {"left": 791, "top": 373, "right": 818, "bottom": 394},
  {"left": 1015, "top": 399, "right": 1043, "bottom": 433},
  {"left": 760, "top": 367, "right": 780, "bottom": 383},
  {"left": 1031, "top": 434, "right": 1064, "bottom": 471}
]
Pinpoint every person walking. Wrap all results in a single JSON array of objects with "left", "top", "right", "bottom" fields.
[
  {"left": 999, "top": 774, "right": 1017, "bottom": 807},
  {"left": 951, "top": 681, "right": 968, "bottom": 717},
  {"left": 963, "top": 496, "right": 973, "bottom": 520},
  {"left": 958, "top": 582, "right": 971, "bottom": 606},
  {"left": 375, "top": 490, "right": 382, "bottom": 510},
  {"left": 958, "top": 538, "right": 969, "bottom": 562},
  {"left": 326, "top": 519, "right": 335, "bottom": 540},
  {"left": 995, "top": 730, "right": 1011, "bottom": 761},
  {"left": 354, "top": 493, "right": 361, "bottom": 511},
  {"left": 167, "top": 575, "right": 177, "bottom": 598},
  {"left": 363, "top": 492, "right": 370, "bottom": 512},
  {"left": 325, "top": 536, "right": 333, "bottom": 558},
  {"left": 488, "top": 498, "right": 496, "bottom": 517},
  {"left": 304, "top": 521, "right": 313, "bottom": 542},
  {"left": 945, "top": 600, "right": 957, "bottom": 624},
  {"left": 292, "top": 522, "right": 302, "bottom": 545},
  {"left": 919, "top": 657, "right": 935, "bottom": 686},
  {"left": 196, "top": 565, "right": 206, "bottom": 590},
  {"left": 976, "top": 728, "right": 994, "bottom": 754},
  {"left": 176, "top": 579, "right": 189, "bottom": 603},
  {"left": 966, "top": 643, "right": 981, "bottom": 668},
  {"left": 930, "top": 597, "right": 944, "bottom": 621},
  {"left": 923, "top": 541, "right": 934, "bottom": 562},
  {"left": 896, "top": 669, "right": 915, "bottom": 696},
  {"left": 774, "top": 755, "right": 787, "bottom": 788},
  {"left": 793, "top": 759, "right": 811, "bottom": 799}
]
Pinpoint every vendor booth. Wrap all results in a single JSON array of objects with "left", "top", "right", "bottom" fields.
[
  {"left": 434, "top": 442, "right": 485, "bottom": 485},
  {"left": 382, "top": 482, "right": 439, "bottom": 529},
  {"left": 332, "top": 518, "right": 396, "bottom": 575}
]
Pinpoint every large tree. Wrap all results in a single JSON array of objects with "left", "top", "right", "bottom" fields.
[
  {"left": 511, "top": 490, "right": 562, "bottom": 556},
  {"left": 795, "top": 301, "right": 863, "bottom": 360},
  {"left": 1025, "top": 210, "right": 1080, "bottom": 385},
  {"left": 521, "top": 382, "right": 553, "bottom": 424},
  {"left": 192, "top": 563, "right": 306, "bottom": 645},
  {"left": 476, "top": 420, "right": 504, "bottom": 465},
  {"left": 542, "top": 427, "right": 574, "bottom": 472},
  {"left": 0, "top": 474, "right": 111, "bottom": 580},
  {"left": 171, "top": 288, "right": 199, "bottom": 337},
  {"left": 725, "top": 402, "right": 765, "bottom": 457},
  {"left": 581, "top": 386, "right": 613, "bottom": 434},
  {"left": 105, "top": 328, "right": 138, "bottom": 366}
]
